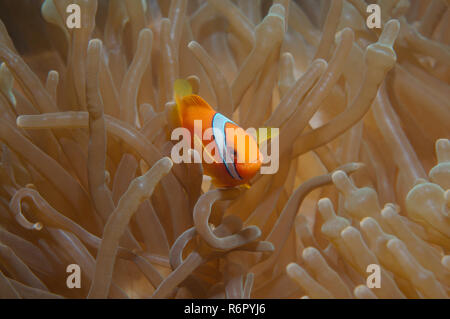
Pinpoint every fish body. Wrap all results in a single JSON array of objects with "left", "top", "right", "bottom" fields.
[{"left": 173, "top": 79, "right": 262, "bottom": 187}]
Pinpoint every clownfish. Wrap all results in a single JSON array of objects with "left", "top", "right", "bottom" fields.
[{"left": 170, "top": 79, "right": 265, "bottom": 188}]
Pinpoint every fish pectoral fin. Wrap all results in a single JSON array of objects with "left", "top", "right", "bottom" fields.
[
  {"left": 210, "top": 177, "right": 224, "bottom": 188},
  {"left": 193, "top": 134, "right": 218, "bottom": 164},
  {"left": 211, "top": 179, "right": 250, "bottom": 189},
  {"left": 210, "top": 177, "right": 234, "bottom": 189}
]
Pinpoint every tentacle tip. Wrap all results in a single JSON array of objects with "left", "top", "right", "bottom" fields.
[
  {"left": 317, "top": 197, "right": 332, "bottom": 209},
  {"left": 340, "top": 225, "right": 357, "bottom": 239},
  {"left": 16, "top": 116, "right": 23, "bottom": 128},
  {"left": 360, "top": 216, "right": 376, "bottom": 227},
  {"left": 317, "top": 198, "right": 336, "bottom": 219},
  {"left": 413, "top": 178, "right": 428, "bottom": 186},
  {"left": 88, "top": 38, "right": 103, "bottom": 50},
  {"left": 186, "top": 75, "right": 200, "bottom": 94},
  {"left": 380, "top": 19, "right": 401, "bottom": 46},
  {"left": 187, "top": 40, "right": 198, "bottom": 49},
  {"left": 331, "top": 169, "right": 345, "bottom": 179},
  {"left": 335, "top": 27, "right": 355, "bottom": 43},
  {"left": 385, "top": 19, "right": 401, "bottom": 33},
  {"left": 381, "top": 204, "right": 397, "bottom": 219},
  {"left": 265, "top": 242, "right": 275, "bottom": 252},
  {"left": 354, "top": 285, "right": 377, "bottom": 299},
  {"left": 48, "top": 70, "right": 59, "bottom": 78},
  {"left": 286, "top": 262, "right": 299, "bottom": 274},
  {"left": 160, "top": 157, "right": 174, "bottom": 172},
  {"left": 331, "top": 170, "right": 356, "bottom": 194},
  {"left": 386, "top": 237, "right": 402, "bottom": 250},
  {"left": 442, "top": 256, "right": 450, "bottom": 270},
  {"left": 139, "top": 27, "right": 153, "bottom": 41},
  {"left": 436, "top": 138, "right": 450, "bottom": 163},
  {"left": 281, "top": 51, "right": 293, "bottom": 60},
  {"left": 268, "top": 3, "right": 286, "bottom": 18},
  {"left": 302, "top": 246, "right": 319, "bottom": 259},
  {"left": 244, "top": 225, "right": 262, "bottom": 239},
  {"left": 351, "top": 162, "right": 365, "bottom": 170},
  {"left": 312, "top": 58, "right": 328, "bottom": 70},
  {"left": 258, "top": 241, "right": 275, "bottom": 252},
  {"left": 360, "top": 217, "right": 383, "bottom": 237},
  {"left": 436, "top": 138, "right": 449, "bottom": 148}
]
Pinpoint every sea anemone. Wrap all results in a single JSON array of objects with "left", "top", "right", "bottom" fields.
[{"left": 0, "top": 0, "right": 448, "bottom": 299}]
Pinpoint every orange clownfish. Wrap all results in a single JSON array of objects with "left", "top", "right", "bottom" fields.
[{"left": 170, "top": 79, "right": 263, "bottom": 188}]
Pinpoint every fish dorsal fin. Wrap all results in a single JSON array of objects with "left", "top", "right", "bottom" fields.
[
  {"left": 171, "top": 79, "right": 193, "bottom": 127},
  {"left": 174, "top": 79, "right": 192, "bottom": 102},
  {"left": 181, "top": 94, "right": 213, "bottom": 110},
  {"left": 174, "top": 79, "right": 213, "bottom": 111},
  {"left": 172, "top": 79, "right": 195, "bottom": 127}
]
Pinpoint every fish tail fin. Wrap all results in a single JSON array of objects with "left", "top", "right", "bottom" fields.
[{"left": 257, "top": 127, "right": 280, "bottom": 146}]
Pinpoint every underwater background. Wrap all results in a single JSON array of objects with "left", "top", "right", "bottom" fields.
[{"left": 0, "top": 0, "right": 448, "bottom": 299}]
